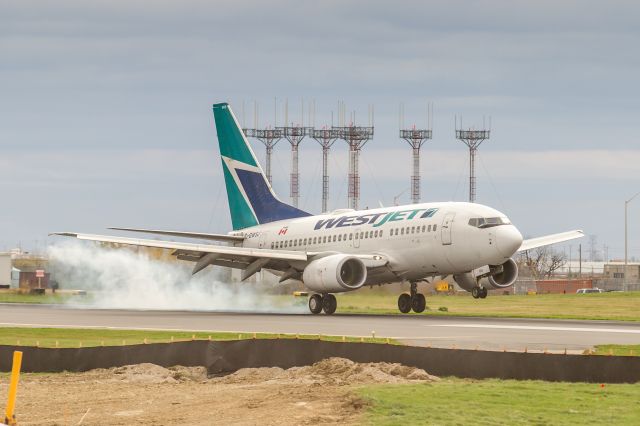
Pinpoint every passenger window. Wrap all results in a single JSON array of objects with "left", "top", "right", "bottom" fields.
[
  {"left": 421, "top": 225, "right": 426, "bottom": 232},
  {"left": 369, "top": 231, "right": 373, "bottom": 238},
  {"left": 338, "top": 234, "right": 342, "bottom": 241},
  {"left": 333, "top": 235, "right": 336, "bottom": 242},
  {"left": 294, "top": 240, "right": 297, "bottom": 247},
  {"left": 284, "top": 241, "right": 288, "bottom": 248},
  {"left": 303, "top": 238, "right": 307, "bottom": 245},
  {"left": 360, "top": 232, "right": 364, "bottom": 239},
  {"left": 428, "top": 225, "right": 432, "bottom": 232},
  {"left": 433, "top": 224, "right": 437, "bottom": 231},
  {"left": 349, "top": 233, "right": 352, "bottom": 240},
  {"left": 401, "top": 228, "right": 404, "bottom": 235},
  {"left": 380, "top": 230, "right": 384, "bottom": 237},
  {"left": 412, "top": 226, "right": 416, "bottom": 234}
]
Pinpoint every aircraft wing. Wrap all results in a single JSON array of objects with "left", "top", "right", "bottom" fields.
[
  {"left": 518, "top": 230, "right": 584, "bottom": 252},
  {"left": 108, "top": 227, "right": 244, "bottom": 243},
  {"left": 51, "top": 232, "right": 307, "bottom": 279}
]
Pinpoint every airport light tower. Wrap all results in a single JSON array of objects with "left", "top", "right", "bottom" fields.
[
  {"left": 334, "top": 124, "right": 374, "bottom": 210},
  {"left": 277, "top": 101, "right": 312, "bottom": 208},
  {"left": 311, "top": 127, "right": 340, "bottom": 212},
  {"left": 399, "top": 104, "right": 433, "bottom": 204},
  {"left": 242, "top": 127, "right": 283, "bottom": 185},
  {"left": 455, "top": 117, "right": 490, "bottom": 203}
]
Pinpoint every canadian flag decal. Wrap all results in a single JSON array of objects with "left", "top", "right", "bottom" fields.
[{"left": 278, "top": 226, "right": 288, "bottom": 235}]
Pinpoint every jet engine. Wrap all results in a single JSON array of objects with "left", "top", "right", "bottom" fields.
[
  {"left": 302, "top": 254, "right": 367, "bottom": 293},
  {"left": 485, "top": 258, "right": 519, "bottom": 289},
  {"left": 453, "top": 258, "right": 519, "bottom": 291}
]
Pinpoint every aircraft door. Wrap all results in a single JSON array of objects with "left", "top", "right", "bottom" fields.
[{"left": 441, "top": 212, "right": 456, "bottom": 245}]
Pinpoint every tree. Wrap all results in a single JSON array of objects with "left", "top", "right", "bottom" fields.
[{"left": 518, "top": 246, "right": 566, "bottom": 279}]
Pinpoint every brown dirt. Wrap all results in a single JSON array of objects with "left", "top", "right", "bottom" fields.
[{"left": 3, "top": 358, "right": 437, "bottom": 425}]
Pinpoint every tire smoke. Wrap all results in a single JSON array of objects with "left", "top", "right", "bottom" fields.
[{"left": 47, "top": 241, "right": 306, "bottom": 313}]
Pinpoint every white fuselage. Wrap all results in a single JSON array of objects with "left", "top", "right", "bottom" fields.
[{"left": 236, "top": 201, "right": 523, "bottom": 286}]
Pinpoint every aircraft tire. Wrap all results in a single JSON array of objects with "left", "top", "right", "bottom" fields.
[
  {"left": 480, "top": 287, "right": 488, "bottom": 299},
  {"left": 309, "top": 294, "right": 323, "bottom": 314},
  {"left": 411, "top": 293, "right": 426, "bottom": 313},
  {"left": 322, "top": 294, "right": 337, "bottom": 315},
  {"left": 471, "top": 287, "right": 480, "bottom": 299},
  {"left": 398, "top": 293, "right": 412, "bottom": 314}
]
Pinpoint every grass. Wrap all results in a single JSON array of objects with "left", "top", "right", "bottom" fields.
[
  {"left": 0, "top": 327, "right": 395, "bottom": 348},
  {"left": 337, "top": 290, "right": 640, "bottom": 321},
  {"left": 358, "top": 378, "right": 640, "bottom": 425},
  {"left": 593, "top": 344, "right": 640, "bottom": 357},
  {"left": 0, "top": 291, "right": 87, "bottom": 304},
  {"left": 3, "top": 289, "right": 640, "bottom": 322}
]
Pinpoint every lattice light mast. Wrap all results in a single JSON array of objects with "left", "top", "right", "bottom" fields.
[
  {"left": 399, "top": 104, "right": 433, "bottom": 204},
  {"left": 277, "top": 99, "right": 311, "bottom": 208},
  {"left": 310, "top": 127, "right": 340, "bottom": 212},
  {"left": 242, "top": 101, "right": 284, "bottom": 185},
  {"left": 334, "top": 103, "right": 374, "bottom": 210},
  {"left": 241, "top": 127, "right": 284, "bottom": 185},
  {"left": 455, "top": 117, "right": 490, "bottom": 203}
]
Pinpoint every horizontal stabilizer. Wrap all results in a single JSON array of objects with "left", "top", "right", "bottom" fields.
[
  {"left": 108, "top": 227, "right": 244, "bottom": 243},
  {"left": 518, "top": 230, "right": 584, "bottom": 252}
]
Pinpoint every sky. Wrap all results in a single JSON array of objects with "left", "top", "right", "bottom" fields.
[{"left": 1, "top": 0, "right": 639, "bottom": 260}]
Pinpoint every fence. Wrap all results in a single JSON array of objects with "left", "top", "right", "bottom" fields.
[{"left": 2, "top": 340, "right": 639, "bottom": 383}]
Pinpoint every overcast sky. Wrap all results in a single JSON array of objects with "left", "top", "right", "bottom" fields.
[{"left": 1, "top": 0, "right": 639, "bottom": 260}]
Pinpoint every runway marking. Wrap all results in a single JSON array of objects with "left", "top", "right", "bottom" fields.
[{"left": 427, "top": 324, "right": 640, "bottom": 334}]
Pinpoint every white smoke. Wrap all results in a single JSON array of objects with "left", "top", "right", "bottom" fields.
[{"left": 47, "top": 240, "right": 306, "bottom": 313}]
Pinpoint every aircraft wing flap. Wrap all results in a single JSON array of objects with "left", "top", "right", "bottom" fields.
[
  {"left": 51, "top": 232, "right": 308, "bottom": 262},
  {"left": 518, "top": 230, "right": 584, "bottom": 252}
]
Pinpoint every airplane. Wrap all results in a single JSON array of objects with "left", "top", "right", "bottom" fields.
[{"left": 53, "top": 102, "right": 584, "bottom": 315}]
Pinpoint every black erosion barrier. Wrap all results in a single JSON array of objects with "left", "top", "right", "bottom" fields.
[{"left": 1, "top": 340, "right": 639, "bottom": 383}]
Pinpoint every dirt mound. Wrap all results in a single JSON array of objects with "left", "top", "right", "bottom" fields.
[
  {"left": 215, "top": 357, "right": 438, "bottom": 386},
  {"left": 108, "top": 363, "right": 208, "bottom": 384}
]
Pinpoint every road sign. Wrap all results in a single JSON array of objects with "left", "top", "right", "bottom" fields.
[{"left": 35, "top": 269, "right": 44, "bottom": 278}]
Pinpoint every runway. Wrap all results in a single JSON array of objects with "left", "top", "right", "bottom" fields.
[{"left": 2, "top": 303, "right": 639, "bottom": 352}]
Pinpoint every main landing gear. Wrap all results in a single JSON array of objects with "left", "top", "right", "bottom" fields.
[
  {"left": 397, "top": 282, "right": 427, "bottom": 314},
  {"left": 471, "top": 286, "right": 488, "bottom": 299},
  {"left": 309, "top": 293, "right": 337, "bottom": 315}
]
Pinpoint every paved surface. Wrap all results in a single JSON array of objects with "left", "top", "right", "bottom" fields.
[{"left": 2, "top": 303, "right": 640, "bottom": 352}]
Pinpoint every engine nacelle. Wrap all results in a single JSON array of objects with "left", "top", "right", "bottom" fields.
[
  {"left": 302, "top": 254, "right": 367, "bottom": 293},
  {"left": 453, "top": 258, "right": 519, "bottom": 291},
  {"left": 485, "top": 258, "right": 518, "bottom": 289}
]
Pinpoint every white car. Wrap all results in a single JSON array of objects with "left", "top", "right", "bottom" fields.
[{"left": 576, "top": 288, "right": 603, "bottom": 294}]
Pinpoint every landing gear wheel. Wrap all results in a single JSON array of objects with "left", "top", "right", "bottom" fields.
[
  {"left": 479, "top": 287, "right": 488, "bottom": 299},
  {"left": 322, "top": 294, "right": 337, "bottom": 315},
  {"left": 398, "top": 293, "right": 412, "bottom": 313},
  {"left": 309, "top": 294, "right": 323, "bottom": 314},
  {"left": 411, "top": 293, "right": 426, "bottom": 313},
  {"left": 471, "top": 287, "right": 481, "bottom": 299}
]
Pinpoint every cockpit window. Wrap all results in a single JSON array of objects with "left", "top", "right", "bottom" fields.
[{"left": 468, "top": 216, "right": 510, "bottom": 228}]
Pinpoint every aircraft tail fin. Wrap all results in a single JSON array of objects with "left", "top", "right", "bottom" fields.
[{"left": 212, "top": 102, "right": 311, "bottom": 230}]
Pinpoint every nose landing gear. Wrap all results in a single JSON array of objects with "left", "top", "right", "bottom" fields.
[
  {"left": 397, "top": 281, "right": 427, "bottom": 314},
  {"left": 471, "top": 286, "right": 488, "bottom": 299},
  {"left": 308, "top": 293, "right": 337, "bottom": 315}
]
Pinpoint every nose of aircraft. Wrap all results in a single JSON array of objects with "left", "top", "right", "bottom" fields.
[{"left": 496, "top": 225, "right": 523, "bottom": 258}]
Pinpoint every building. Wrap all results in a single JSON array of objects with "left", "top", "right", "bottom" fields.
[
  {"left": 0, "top": 253, "right": 11, "bottom": 288},
  {"left": 603, "top": 262, "right": 640, "bottom": 282}
]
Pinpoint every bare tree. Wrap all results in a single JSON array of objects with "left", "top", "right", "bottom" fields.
[{"left": 518, "top": 246, "right": 567, "bottom": 279}]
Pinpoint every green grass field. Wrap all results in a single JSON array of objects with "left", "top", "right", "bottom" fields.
[
  {"left": 0, "top": 327, "right": 392, "bottom": 348},
  {"left": 337, "top": 290, "right": 640, "bottom": 321},
  {"left": 359, "top": 379, "right": 640, "bottom": 425},
  {"left": 0, "top": 291, "right": 86, "bottom": 304},
  {"left": 593, "top": 344, "right": 640, "bottom": 356},
  {"left": 3, "top": 289, "right": 640, "bottom": 321}
]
